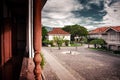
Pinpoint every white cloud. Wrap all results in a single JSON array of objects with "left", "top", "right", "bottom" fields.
[
  {"left": 42, "top": 0, "right": 83, "bottom": 12},
  {"left": 88, "top": 0, "right": 103, "bottom": 6},
  {"left": 42, "top": 16, "right": 81, "bottom": 27},
  {"left": 42, "top": 0, "right": 120, "bottom": 30},
  {"left": 42, "top": 0, "right": 84, "bottom": 27},
  {"left": 103, "top": 0, "right": 120, "bottom": 26},
  {"left": 43, "top": 11, "right": 74, "bottom": 19}
]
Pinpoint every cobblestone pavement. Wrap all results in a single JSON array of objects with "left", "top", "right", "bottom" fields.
[{"left": 43, "top": 45, "right": 120, "bottom": 80}]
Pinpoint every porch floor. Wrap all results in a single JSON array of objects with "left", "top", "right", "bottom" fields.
[
  {"left": 0, "top": 55, "right": 23, "bottom": 80},
  {"left": 19, "top": 58, "right": 35, "bottom": 80}
]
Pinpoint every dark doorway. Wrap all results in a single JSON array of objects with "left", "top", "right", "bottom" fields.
[{"left": 0, "top": 0, "right": 28, "bottom": 80}]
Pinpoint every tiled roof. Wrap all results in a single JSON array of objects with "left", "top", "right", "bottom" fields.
[
  {"left": 89, "top": 26, "right": 120, "bottom": 34},
  {"left": 111, "top": 26, "right": 120, "bottom": 32},
  {"left": 89, "top": 27, "right": 109, "bottom": 34},
  {"left": 48, "top": 28, "right": 70, "bottom": 34}
]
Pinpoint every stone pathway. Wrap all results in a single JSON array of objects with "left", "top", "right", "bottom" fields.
[{"left": 42, "top": 48, "right": 83, "bottom": 80}]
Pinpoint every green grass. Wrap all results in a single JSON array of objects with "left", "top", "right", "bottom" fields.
[
  {"left": 90, "top": 48, "right": 120, "bottom": 55},
  {"left": 90, "top": 48, "right": 107, "bottom": 51},
  {"left": 70, "top": 43, "right": 82, "bottom": 47}
]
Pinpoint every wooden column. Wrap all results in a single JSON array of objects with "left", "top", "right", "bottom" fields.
[
  {"left": 33, "top": 0, "right": 42, "bottom": 80},
  {"left": 1, "top": 18, "right": 12, "bottom": 65}
]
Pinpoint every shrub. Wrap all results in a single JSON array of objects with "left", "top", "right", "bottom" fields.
[
  {"left": 113, "top": 50, "right": 120, "bottom": 54},
  {"left": 40, "top": 53, "right": 45, "bottom": 69},
  {"left": 53, "top": 36, "right": 65, "bottom": 50},
  {"left": 70, "top": 41, "right": 74, "bottom": 44},
  {"left": 43, "top": 40, "right": 54, "bottom": 46},
  {"left": 90, "top": 38, "right": 106, "bottom": 48},
  {"left": 49, "top": 40, "right": 54, "bottom": 46},
  {"left": 43, "top": 39, "right": 49, "bottom": 45},
  {"left": 64, "top": 40, "right": 70, "bottom": 46},
  {"left": 83, "top": 37, "right": 88, "bottom": 44}
]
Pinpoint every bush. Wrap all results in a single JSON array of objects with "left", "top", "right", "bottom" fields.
[
  {"left": 43, "top": 39, "right": 49, "bottom": 45},
  {"left": 53, "top": 36, "right": 65, "bottom": 50},
  {"left": 40, "top": 53, "right": 45, "bottom": 69},
  {"left": 43, "top": 40, "right": 54, "bottom": 46},
  {"left": 49, "top": 40, "right": 54, "bottom": 46},
  {"left": 83, "top": 37, "right": 88, "bottom": 44},
  {"left": 90, "top": 38, "right": 106, "bottom": 48},
  {"left": 64, "top": 40, "right": 70, "bottom": 46},
  {"left": 113, "top": 50, "right": 120, "bottom": 54}
]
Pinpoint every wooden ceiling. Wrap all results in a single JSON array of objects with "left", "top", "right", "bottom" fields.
[
  {"left": 5, "top": 0, "right": 28, "bottom": 18},
  {"left": 4, "top": 0, "right": 47, "bottom": 20}
]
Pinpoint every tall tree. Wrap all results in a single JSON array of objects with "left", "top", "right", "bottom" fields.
[{"left": 62, "top": 24, "right": 88, "bottom": 41}]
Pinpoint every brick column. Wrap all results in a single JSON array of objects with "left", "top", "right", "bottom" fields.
[{"left": 33, "top": 0, "right": 42, "bottom": 80}]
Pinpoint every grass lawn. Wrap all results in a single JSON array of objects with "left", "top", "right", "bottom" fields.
[
  {"left": 90, "top": 47, "right": 120, "bottom": 55},
  {"left": 70, "top": 43, "right": 82, "bottom": 47},
  {"left": 90, "top": 47, "right": 107, "bottom": 51}
]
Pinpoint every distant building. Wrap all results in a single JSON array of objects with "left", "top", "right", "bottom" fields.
[
  {"left": 89, "top": 27, "right": 109, "bottom": 39},
  {"left": 89, "top": 26, "right": 120, "bottom": 51},
  {"left": 48, "top": 28, "right": 71, "bottom": 41}
]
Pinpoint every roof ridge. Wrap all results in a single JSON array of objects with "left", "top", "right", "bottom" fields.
[
  {"left": 89, "top": 26, "right": 120, "bottom": 34},
  {"left": 48, "top": 28, "right": 70, "bottom": 34}
]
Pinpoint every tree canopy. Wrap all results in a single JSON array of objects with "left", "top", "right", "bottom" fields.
[
  {"left": 42, "top": 26, "right": 48, "bottom": 41},
  {"left": 53, "top": 36, "right": 65, "bottom": 50},
  {"left": 90, "top": 38, "right": 106, "bottom": 48},
  {"left": 62, "top": 24, "right": 88, "bottom": 41}
]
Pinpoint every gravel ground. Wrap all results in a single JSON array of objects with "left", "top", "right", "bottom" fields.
[
  {"left": 43, "top": 45, "right": 120, "bottom": 80},
  {"left": 43, "top": 62, "right": 60, "bottom": 80}
]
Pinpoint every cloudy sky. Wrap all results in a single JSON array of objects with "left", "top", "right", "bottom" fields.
[{"left": 42, "top": 0, "right": 120, "bottom": 30}]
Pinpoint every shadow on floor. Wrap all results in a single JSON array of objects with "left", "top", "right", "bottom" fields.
[{"left": 0, "top": 55, "right": 23, "bottom": 80}]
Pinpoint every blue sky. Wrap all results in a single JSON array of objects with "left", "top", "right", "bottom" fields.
[{"left": 42, "top": 0, "right": 120, "bottom": 30}]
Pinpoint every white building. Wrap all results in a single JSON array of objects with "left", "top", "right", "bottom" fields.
[
  {"left": 89, "top": 26, "right": 120, "bottom": 51},
  {"left": 48, "top": 28, "right": 71, "bottom": 41},
  {"left": 89, "top": 27, "right": 109, "bottom": 39}
]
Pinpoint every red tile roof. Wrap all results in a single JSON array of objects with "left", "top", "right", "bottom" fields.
[
  {"left": 89, "top": 26, "right": 120, "bottom": 34},
  {"left": 48, "top": 28, "right": 70, "bottom": 34},
  {"left": 111, "top": 26, "right": 120, "bottom": 32},
  {"left": 89, "top": 27, "right": 109, "bottom": 34}
]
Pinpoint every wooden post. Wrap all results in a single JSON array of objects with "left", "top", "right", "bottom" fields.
[
  {"left": 1, "top": 18, "right": 12, "bottom": 65},
  {"left": 33, "top": 0, "right": 42, "bottom": 80}
]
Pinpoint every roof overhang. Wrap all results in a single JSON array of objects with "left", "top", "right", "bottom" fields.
[
  {"left": 42, "top": 0, "right": 47, "bottom": 9},
  {"left": 5, "top": 0, "right": 47, "bottom": 18},
  {"left": 105, "top": 27, "right": 120, "bottom": 33}
]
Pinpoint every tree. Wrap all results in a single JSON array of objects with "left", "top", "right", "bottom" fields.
[
  {"left": 86, "top": 37, "right": 95, "bottom": 48},
  {"left": 90, "top": 38, "right": 106, "bottom": 48},
  {"left": 53, "top": 36, "right": 65, "bottom": 50},
  {"left": 62, "top": 24, "right": 88, "bottom": 41},
  {"left": 42, "top": 27, "right": 48, "bottom": 45}
]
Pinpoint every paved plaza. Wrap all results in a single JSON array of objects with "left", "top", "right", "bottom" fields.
[{"left": 42, "top": 45, "right": 120, "bottom": 80}]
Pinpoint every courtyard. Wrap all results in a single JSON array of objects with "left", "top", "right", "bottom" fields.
[{"left": 42, "top": 45, "right": 120, "bottom": 80}]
